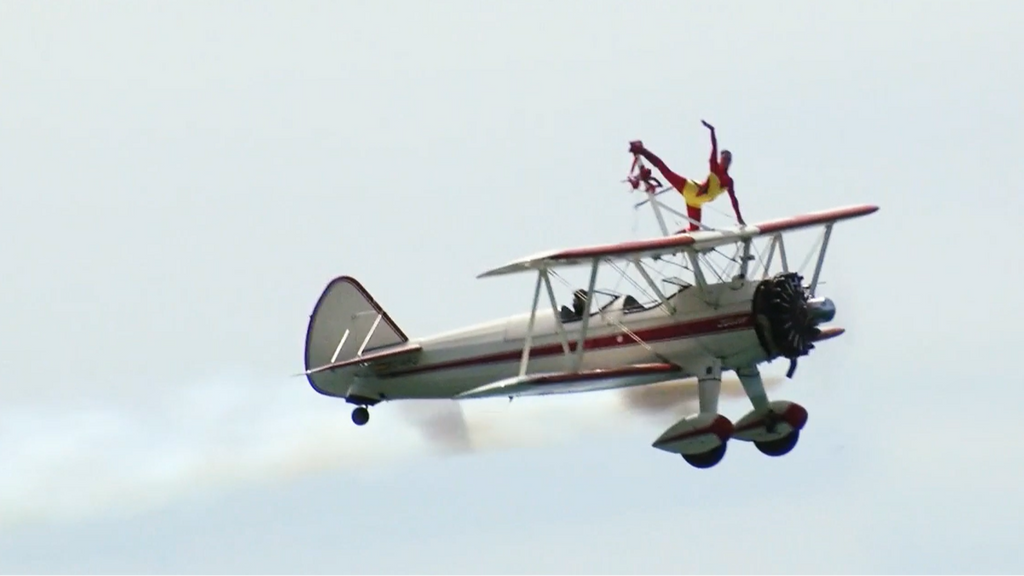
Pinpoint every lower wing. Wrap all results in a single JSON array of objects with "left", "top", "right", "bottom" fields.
[{"left": 454, "top": 363, "right": 685, "bottom": 400}]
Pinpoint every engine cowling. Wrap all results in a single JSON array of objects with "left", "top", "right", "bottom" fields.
[{"left": 752, "top": 272, "right": 832, "bottom": 362}]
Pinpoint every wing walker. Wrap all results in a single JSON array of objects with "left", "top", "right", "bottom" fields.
[{"left": 301, "top": 132, "right": 879, "bottom": 469}]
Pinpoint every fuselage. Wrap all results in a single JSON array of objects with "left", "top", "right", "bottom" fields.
[{"left": 343, "top": 278, "right": 773, "bottom": 401}]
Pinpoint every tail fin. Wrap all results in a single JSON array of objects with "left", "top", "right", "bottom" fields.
[{"left": 304, "top": 276, "right": 410, "bottom": 384}]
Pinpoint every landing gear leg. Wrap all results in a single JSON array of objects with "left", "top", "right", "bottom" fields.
[
  {"left": 736, "top": 365, "right": 769, "bottom": 411},
  {"left": 351, "top": 406, "right": 370, "bottom": 426},
  {"left": 679, "top": 358, "right": 730, "bottom": 469},
  {"left": 733, "top": 364, "right": 805, "bottom": 457},
  {"left": 698, "top": 359, "right": 722, "bottom": 415}
]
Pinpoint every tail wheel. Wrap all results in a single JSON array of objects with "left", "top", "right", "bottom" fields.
[
  {"left": 351, "top": 406, "right": 370, "bottom": 426},
  {"left": 681, "top": 442, "right": 727, "bottom": 469},
  {"left": 754, "top": 429, "right": 800, "bottom": 457}
]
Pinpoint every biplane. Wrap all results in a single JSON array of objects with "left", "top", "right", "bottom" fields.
[{"left": 302, "top": 187, "right": 878, "bottom": 469}]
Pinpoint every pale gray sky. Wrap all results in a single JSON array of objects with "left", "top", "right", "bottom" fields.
[{"left": 2, "top": 1, "right": 1023, "bottom": 573}]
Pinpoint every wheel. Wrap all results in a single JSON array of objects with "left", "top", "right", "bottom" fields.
[
  {"left": 351, "top": 406, "right": 369, "bottom": 426},
  {"left": 681, "top": 442, "right": 727, "bottom": 469},
  {"left": 755, "top": 429, "right": 799, "bottom": 457}
]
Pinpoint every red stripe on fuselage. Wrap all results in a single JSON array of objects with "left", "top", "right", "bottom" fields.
[
  {"left": 526, "top": 363, "right": 683, "bottom": 385},
  {"left": 385, "top": 312, "right": 755, "bottom": 377}
]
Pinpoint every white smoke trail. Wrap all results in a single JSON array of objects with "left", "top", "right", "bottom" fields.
[
  {"left": 0, "top": 370, "right": 784, "bottom": 531},
  {"left": 0, "top": 373, "right": 415, "bottom": 530}
]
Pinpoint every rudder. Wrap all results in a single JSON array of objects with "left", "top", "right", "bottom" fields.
[{"left": 304, "top": 276, "right": 409, "bottom": 378}]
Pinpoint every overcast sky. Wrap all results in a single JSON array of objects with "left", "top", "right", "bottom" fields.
[{"left": 2, "top": 1, "right": 1024, "bottom": 573}]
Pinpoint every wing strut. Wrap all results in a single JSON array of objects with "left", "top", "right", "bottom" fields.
[
  {"left": 518, "top": 268, "right": 574, "bottom": 378},
  {"left": 626, "top": 158, "right": 671, "bottom": 236},
  {"left": 572, "top": 258, "right": 601, "bottom": 372},
  {"left": 739, "top": 238, "right": 753, "bottom": 279},
  {"left": 686, "top": 251, "right": 709, "bottom": 293},
  {"left": 778, "top": 234, "right": 790, "bottom": 273},
  {"left": 541, "top": 270, "right": 572, "bottom": 357},
  {"left": 760, "top": 233, "right": 791, "bottom": 279},
  {"left": 518, "top": 271, "right": 545, "bottom": 377},
  {"left": 645, "top": 189, "right": 671, "bottom": 236},
  {"left": 632, "top": 257, "right": 674, "bottom": 314},
  {"left": 808, "top": 223, "right": 833, "bottom": 296},
  {"left": 761, "top": 235, "right": 779, "bottom": 279}
]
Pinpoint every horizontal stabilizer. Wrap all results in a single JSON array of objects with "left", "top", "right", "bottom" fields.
[
  {"left": 455, "top": 363, "right": 683, "bottom": 400},
  {"left": 304, "top": 342, "right": 422, "bottom": 376}
]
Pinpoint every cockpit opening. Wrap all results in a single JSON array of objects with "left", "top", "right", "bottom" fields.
[{"left": 557, "top": 288, "right": 670, "bottom": 323}]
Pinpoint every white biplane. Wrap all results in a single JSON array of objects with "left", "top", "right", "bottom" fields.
[{"left": 302, "top": 191, "right": 878, "bottom": 468}]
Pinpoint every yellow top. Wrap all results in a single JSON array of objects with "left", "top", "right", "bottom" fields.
[{"left": 680, "top": 173, "right": 726, "bottom": 208}]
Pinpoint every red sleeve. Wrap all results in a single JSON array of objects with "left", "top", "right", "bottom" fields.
[
  {"left": 708, "top": 130, "right": 719, "bottom": 171},
  {"left": 727, "top": 178, "right": 744, "bottom": 224}
]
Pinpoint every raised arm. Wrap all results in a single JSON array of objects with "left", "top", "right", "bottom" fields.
[{"left": 702, "top": 120, "right": 719, "bottom": 169}]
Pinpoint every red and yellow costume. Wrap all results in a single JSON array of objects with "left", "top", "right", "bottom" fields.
[{"left": 630, "top": 125, "right": 744, "bottom": 232}]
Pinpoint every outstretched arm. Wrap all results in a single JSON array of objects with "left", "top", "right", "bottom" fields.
[{"left": 728, "top": 185, "right": 745, "bottom": 225}]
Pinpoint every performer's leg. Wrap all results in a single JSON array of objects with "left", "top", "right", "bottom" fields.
[
  {"left": 637, "top": 149, "right": 689, "bottom": 191},
  {"left": 685, "top": 205, "right": 702, "bottom": 232}
]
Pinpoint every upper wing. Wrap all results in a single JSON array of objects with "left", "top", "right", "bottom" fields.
[{"left": 478, "top": 204, "right": 878, "bottom": 278}]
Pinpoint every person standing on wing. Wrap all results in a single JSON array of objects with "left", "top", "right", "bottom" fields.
[{"left": 629, "top": 120, "right": 745, "bottom": 232}]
